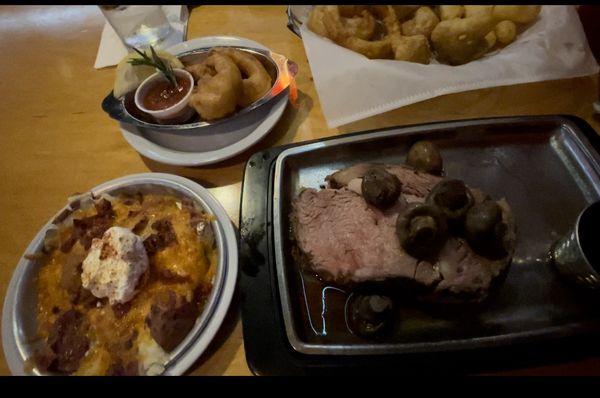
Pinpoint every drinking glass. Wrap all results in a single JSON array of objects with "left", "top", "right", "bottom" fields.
[{"left": 99, "top": 5, "right": 173, "bottom": 49}]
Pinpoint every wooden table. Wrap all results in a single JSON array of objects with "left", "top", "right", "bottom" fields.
[{"left": 1, "top": 5, "right": 599, "bottom": 376}]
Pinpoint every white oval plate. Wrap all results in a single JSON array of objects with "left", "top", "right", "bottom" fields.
[
  {"left": 118, "top": 36, "right": 289, "bottom": 167},
  {"left": 2, "top": 173, "right": 238, "bottom": 376}
]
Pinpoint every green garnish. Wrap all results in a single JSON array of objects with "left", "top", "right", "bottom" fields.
[{"left": 128, "top": 45, "right": 178, "bottom": 88}]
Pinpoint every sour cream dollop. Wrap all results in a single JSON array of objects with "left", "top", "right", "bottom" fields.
[{"left": 81, "top": 226, "right": 149, "bottom": 305}]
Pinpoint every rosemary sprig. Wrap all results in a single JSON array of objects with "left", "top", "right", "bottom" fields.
[{"left": 128, "top": 45, "right": 178, "bottom": 88}]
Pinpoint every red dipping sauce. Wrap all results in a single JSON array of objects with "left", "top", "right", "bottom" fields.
[{"left": 142, "top": 75, "right": 191, "bottom": 111}]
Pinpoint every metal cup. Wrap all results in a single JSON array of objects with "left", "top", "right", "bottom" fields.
[{"left": 549, "top": 201, "right": 600, "bottom": 289}]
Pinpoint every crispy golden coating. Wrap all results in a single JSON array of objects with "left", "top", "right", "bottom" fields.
[
  {"left": 215, "top": 48, "right": 272, "bottom": 108},
  {"left": 431, "top": 15, "right": 497, "bottom": 65},
  {"left": 492, "top": 5, "right": 541, "bottom": 24},
  {"left": 344, "top": 11, "right": 377, "bottom": 40},
  {"left": 495, "top": 20, "right": 517, "bottom": 45},
  {"left": 306, "top": 4, "right": 540, "bottom": 65},
  {"left": 438, "top": 5, "right": 464, "bottom": 21},
  {"left": 464, "top": 5, "right": 494, "bottom": 19},
  {"left": 401, "top": 6, "right": 440, "bottom": 38},
  {"left": 188, "top": 52, "right": 242, "bottom": 120},
  {"left": 392, "top": 34, "right": 431, "bottom": 64},
  {"left": 306, "top": 5, "right": 329, "bottom": 37},
  {"left": 338, "top": 5, "right": 369, "bottom": 18},
  {"left": 378, "top": 5, "right": 431, "bottom": 64},
  {"left": 321, "top": 5, "right": 393, "bottom": 59}
]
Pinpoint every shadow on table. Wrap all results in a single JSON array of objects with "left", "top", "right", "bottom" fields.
[
  {"left": 184, "top": 285, "right": 244, "bottom": 376},
  {"left": 140, "top": 90, "right": 313, "bottom": 187}
]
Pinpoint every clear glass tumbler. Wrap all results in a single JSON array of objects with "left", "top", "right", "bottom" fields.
[{"left": 99, "top": 5, "right": 173, "bottom": 49}]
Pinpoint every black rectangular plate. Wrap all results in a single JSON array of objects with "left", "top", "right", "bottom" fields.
[{"left": 239, "top": 115, "right": 600, "bottom": 375}]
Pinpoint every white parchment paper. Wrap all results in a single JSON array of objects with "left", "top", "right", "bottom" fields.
[{"left": 300, "top": 6, "right": 599, "bottom": 128}]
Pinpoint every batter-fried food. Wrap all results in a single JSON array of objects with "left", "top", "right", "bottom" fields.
[
  {"left": 306, "top": 5, "right": 329, "bottom": 37},
  {"left": 338, "top": 5, "right": 369, "bottom": 18},
  {"left": 464, "top": 5, "right": 494, "bottom": 19},
  {"left": 343, "top": 11, "right": 377, "bottom": 40},
  {"left": 188, "top": 52, "right": 242, "bottom": 120},
  {"left": 438, "top": 5, "right": 464, "bottom": 21},
  {"left": 492, "top": 5, "right": 541, "bottom": 24},
  {"left": 306, "top": 5, "right": 541, "bottom": 65},
  {"left": 401, "top": 6, "right": 440, "bottom": 38},
  {"left": 431, "top": 15, "right": 496, "bottom": 65},
  {"left": 322, "top": 5, "right": 392, "bottom": 59},
  {"left": 379, "top": 5, "right": 431, "bottom": 64},
  {"left": 215, "top": 48, "right": 273, "bottom": 108},
  {"left": 495, "top": 20, "right": 517, "bottom": 45}
]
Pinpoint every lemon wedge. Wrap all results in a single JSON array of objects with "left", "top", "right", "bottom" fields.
[{"left": 113, "top": 49, "right": 184, "bottom": 98}]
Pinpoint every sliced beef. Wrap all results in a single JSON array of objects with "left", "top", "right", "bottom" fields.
[
  {"left": 292, "top": 163, "right": 516, "bottom": 303},
  {"left": 44, "top": 310, "right": 90, "bottom": 373},
  {"left": 146, "top": 292, "right": 199, "bottom": 352},
  {"left": 143, "top": 218, "right": 177, "bottom": 256},
  {"left": 326, "top": 163, "right": 442, "bottom": 198},
  {"left": 292, "top": 188, "right": 421, "bottom": 284}
]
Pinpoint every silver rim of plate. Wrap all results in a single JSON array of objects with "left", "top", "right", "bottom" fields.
[
  {"left": 118, "top": 36, "right": 289, "bottom": 166},
  {"left": 2, "top": 173, "right": 238, "bottom": 375}
]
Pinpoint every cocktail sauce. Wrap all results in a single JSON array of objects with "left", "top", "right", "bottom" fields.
[{"left": 142, "top": 75, "right": 191, "bottom": 111}]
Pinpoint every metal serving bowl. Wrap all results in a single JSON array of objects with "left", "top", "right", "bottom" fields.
[
  {"left": 2, "top": 173, "right": 238, "bottom": 375},
  {"left": 102, "top": 46, "right": 294, "bottom": 131}
]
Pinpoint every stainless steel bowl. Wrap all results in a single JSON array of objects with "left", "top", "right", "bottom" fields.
[
  {"left": 2, "top": 173, "right": 238, "bottom": 375},
  {"left": 102, "top": 46, "right": 294, "bottom": 132}
]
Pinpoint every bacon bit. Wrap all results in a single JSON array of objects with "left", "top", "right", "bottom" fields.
[
  {"left": 193, "top": 281, "right": 213, "bottom": 306},
  {"left": 99, "top": 241, "right": 117, "bottom": 260},
  {"left": 64, "top": 199, "right": 116, "bottom": 251},
  {"left": 112, "top": 301, "right": 132, "bottom": 319},
  {"left": 107, "top": 360, "right": 139, "bottom": 376},
  {"left": 132, "top": 216, "right": 148, "bottom": 235},
  {"left": 156, "top": 268, "right": 191, "bottom": 284},
  {"left": 143, "top": 218, "right": 177, "bottom": 256}
]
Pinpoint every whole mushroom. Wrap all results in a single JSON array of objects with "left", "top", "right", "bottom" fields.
[
  {"left": 426, "top": 179, "right": 474, "bottom": 228},
  {"left": 348, "top": 293, "right": 395, "bottom": 339},
  {"left": 406, "top": 140, "right": 443, "bottom": 175},
  {"left": 361, "top": 167, "right": 403, "bottom": 209},
  {"left": 465, "top": 199, "right": 510, "bottom": 259},
  {"left": 396, "top": 202, "right": 448, "bottom": 259}
]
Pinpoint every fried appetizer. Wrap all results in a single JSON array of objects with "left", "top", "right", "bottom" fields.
[
  {"left": 495, "top": 20, "right": 517, "bottom": 46},
  {"left": 306, "top": 4, "right": 542, "bottom": 65},
  {"left": 215, "top": 48, "right": 273, "bottom": 108},
  {"left": 401, "top": 6, "right": 440, "bottom": 39},
  {"left": 431, "top": 15, "right": 496, "bottom": 65},
  {"left": 188, "top": 52, "right": 242, "bottom": 120}
]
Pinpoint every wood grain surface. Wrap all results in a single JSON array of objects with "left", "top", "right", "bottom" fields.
[{"left": 0, "top": 5, "right": 599, "bottom": 376}]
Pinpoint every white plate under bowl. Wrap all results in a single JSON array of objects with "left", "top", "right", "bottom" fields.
[
  {"left": 2, "top": 173, "right": 238, "bottom": 376},
  {"left": 119, "top": 36, "right": 289, "bottom": 167}
]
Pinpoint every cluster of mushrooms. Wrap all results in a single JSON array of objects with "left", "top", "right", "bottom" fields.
[
  {"left": 347, "top": 141, "right": 512, "bottom": 339},
  {"left": 362, "top": 141, "right": 511, "bottom": 261}
]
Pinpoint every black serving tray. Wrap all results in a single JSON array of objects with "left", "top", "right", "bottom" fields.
[{"left": 238, "top": 115, "right": 600, "bottom": 375}]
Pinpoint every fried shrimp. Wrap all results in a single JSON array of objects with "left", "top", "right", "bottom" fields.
[
  {"left": 321, "top": 6, "right": 392, "bottom": 59},
  {"left": 215, "top": 48, "right": 273, "bottom": 108},
  {"left": 188, "top": 52, "right": 242, "bottom": 120}
]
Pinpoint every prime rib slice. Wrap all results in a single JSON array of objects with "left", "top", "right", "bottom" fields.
[{"left": 290, "top": 163, "right": 516, "bottom": 303}]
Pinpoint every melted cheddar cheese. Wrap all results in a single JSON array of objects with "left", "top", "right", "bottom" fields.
[{"left": 35, "top": 193, "right": 217, "bottom": 375}]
